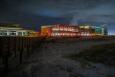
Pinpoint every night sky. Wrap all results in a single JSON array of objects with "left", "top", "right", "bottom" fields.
[{"left": 0, "top": 0, "right": 115, "bottom": 35}]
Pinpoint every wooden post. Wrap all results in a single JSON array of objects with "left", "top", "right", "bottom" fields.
[
  {"left": 2, "top": 37, "right": 10, "bottom": 71},
  {"left": 14, "top": 37, "right": 17, "bottom": 57},
  {"left": 26, "top": 37, "right": 30, "bottom": 57},
  {"left": 19, "top": 37, "right": 23, "bottom": 64}
]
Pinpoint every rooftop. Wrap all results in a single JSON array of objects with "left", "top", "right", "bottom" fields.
[{"left": 0, "top": 23, "right": 22, "bottom": 28}]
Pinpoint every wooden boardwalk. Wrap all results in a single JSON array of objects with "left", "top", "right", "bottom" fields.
[
  {"left": 0, "top": 35, "right": 114, "bottom": 71},
  {"left": 0, "top": 36, "right": 43, "bottom": 71}
]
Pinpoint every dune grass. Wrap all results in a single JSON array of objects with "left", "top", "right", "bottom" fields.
[{"left": 65, "top": 43, "right": 115, "bottom": 66}]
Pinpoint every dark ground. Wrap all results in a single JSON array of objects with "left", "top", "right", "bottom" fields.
[{"left": 1, "top": 40, "right": 115, "bottom": 77}]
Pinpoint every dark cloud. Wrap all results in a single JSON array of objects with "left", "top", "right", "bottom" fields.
[
  {"left": 1, "top": 0, "right": 115, "bottom": 16},
  {"left": 0, "top": 0, "right": 115, "bottom": 34}
]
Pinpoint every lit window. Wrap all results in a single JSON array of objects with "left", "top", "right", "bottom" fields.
[
  {"left": 75, "top": 29, "right": 78, "bottom": 32},
  {"left": 18, "top": 32, "right": 22, "bottom": 36},
  {"left": 9, "top": 31, "right": 16, "bottom": 36},
  {"left": 51, "top": 33, "right": 54, "bottom": 36},
  {"left": 87, "top": 33, "right": 89, "bottom": 36},
  {"left": 10, "top": 33, "right": 16, "bottom": 36},
  {"left": 0, "top": 32, "right": 3, "bottom": 36},
  {"left": 67, "top": 28, "right": 70, "bottom": 31},
  {"left": 64, "top": 28, "right": 67, "bottom": 31},
  {"left": 55, "top": 33, "right": 58, "bottom": 36},
  {"left": 53, "top": 33, "right": 55, "bottom": 36},
  {"left": 52, "top": 28, "right": 55, "bottom": 31},
  {"left": 65, "top": 33, "right": 68, "bottom": 36},
  {"left": 72, "top": 29, "right": 74, "bottom": 31},
  {"left": 71, "top": 29, "right": 73, "bottom": 31},
  {"left": 74, "top": 33, "right": 76, "bottom": 36},
  {"left": 70, "top": 34, "right": 72, "bottom": 36},
  {"left": 60, "top": 28, "right": 63, "bottom": 31},
  {"left": 52, "top": 28, "right": 59, "bottom": 31},
  {"left": 58, "top": 33, "right": 60, "bottom": 36},
  {"left": 23, "top": 32, "right": 26, "bottom": 36}
]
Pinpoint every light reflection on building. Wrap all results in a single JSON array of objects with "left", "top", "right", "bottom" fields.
[
  {"left": 0, "top": 23, "right": 39, "bottom": 37},
  {"left": 41, "top": 24, "right": 108, "bottom": 37}
]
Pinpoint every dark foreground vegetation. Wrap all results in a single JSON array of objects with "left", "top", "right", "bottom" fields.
[{"left": 65, "top": 43, "right": 115, "bottom": 66}]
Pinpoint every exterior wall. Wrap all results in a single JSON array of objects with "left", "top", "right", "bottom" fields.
[
  {"left": 41, "top": 24, "right": 108, "bottom": 37},
  {"left": 0, "top": 23, "right": 39, "bottom": 37},
  {"left": 41, "top": 26, "right": 52, "bottom": 37},
  {"left": 51, "top": 24, "right": 79, "bottom": 37},
  {"left": 102, "top": 26, "right": 108, "bottom": 35},
  {"left": 41, "top": 24, "right": 79, "bottom": 37},
  {"left": 0, "top": 23, "right": 40, "bottom": 37},
  {"left": 79, "top": 26, "right": 92, "bottom": 36},
  {"left": 27, "top": 30, "right": 39, "bottom": 37},
  {"left": 0, "top": 27, "right": 38, "bottom": 37},
  {"left": 0, "top": 29, "right": 29, "bottom": 37},
  {"left": 0, "top": 23, "right": 29, "bottom": 37},
  {"left": 79, "top": 25, "right": 108, "bottom": 36},
  {"left": 0, "top": 29, "right": 39, "bottom": 37}
]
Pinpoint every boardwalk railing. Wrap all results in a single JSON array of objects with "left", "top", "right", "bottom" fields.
[
  {"left": 0, "top": 36, "right": 43, "bottom": 71},
  {"left": 0, "top": 36, "right": 114, "bottom": 71}
]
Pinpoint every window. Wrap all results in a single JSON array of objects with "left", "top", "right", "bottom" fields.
[
  {"left": 10, "top": 32, "right": 16, "bottom": 36},
  {"left": 2, "top": 31, "right": 8, "bottom": 36},
  {"left": 23, "top": 32, "right": 28, "bottom": 36},
  {"left": 0, "top": 32, "right": 2, "bottom": 36},
  {"left": 18, "top": 32, "right": 22, "bottom": 36},
  {"left": 9, "top": 31, "right": 16, "bottom": 36}
]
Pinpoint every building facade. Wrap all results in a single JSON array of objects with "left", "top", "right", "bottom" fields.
[
  {"left": 41, "top": 24, "right": 79, "bottom": 37},
  {"left": 41, "top": 24, "right": 108, "bottom": 37},
  {"left": 0, "top": 23, "right": 39, "bottom": 37}
]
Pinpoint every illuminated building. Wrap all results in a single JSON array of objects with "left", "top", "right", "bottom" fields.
[
  {"left": 41, "top": 25, "right": 52, "bottom": 37},
  {"left": 79, "top": 25, "right": 93, "bottom": 36},
  {"left": 27, "top": 30, "right": 39, "bottom": 37},
  {"left": 41, "top": 24, "right": 79, "bottom": 37},
  {"left": 90, "top": 25, "right": 108, "bottom": 36},
  {"left": 79, "top": 24, "right": 108, "bottom": 36},
  {"left": 101, "top": 25, "right": 108, "bottom": 35},
  {"left": 0, "top": 23, "right": 39, "bottom": 37},
  {"left": 0, "top": 23, "right": 26, "bottom": 36},
  {"left": 41, "top": 24, "right": 108, "bottom": 37}
]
